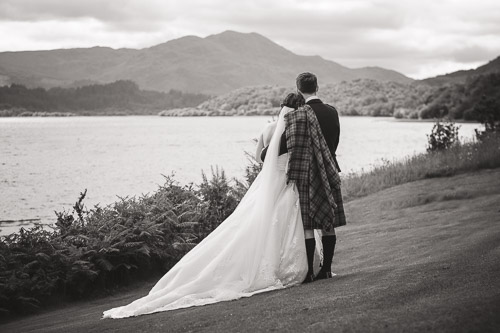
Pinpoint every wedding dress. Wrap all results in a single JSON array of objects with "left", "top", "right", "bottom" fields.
[{"left": 103, "top": 107, "right": 308, "bottom": 318}]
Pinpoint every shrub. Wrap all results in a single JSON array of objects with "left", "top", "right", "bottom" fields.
[
  {"left": 409, "top": 111, "right": 419, "bottom": 119},
  {"left": 0, "top": 167, "right": 258, "bottom": 317},
  {"left": 427, "top": 120, "right": 460, "bottom": 152},
  {"left": 197, "top": 167, "right": 241, "bottom": 237},
  {"left": 0, "top": 176, "right": 206, "bottom": 317}
]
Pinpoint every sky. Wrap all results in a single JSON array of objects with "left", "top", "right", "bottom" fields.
[{"left": 0, "top": 0, "right": 499, "bottom": 79}]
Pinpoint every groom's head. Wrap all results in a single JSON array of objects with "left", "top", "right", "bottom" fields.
[{"left": 296, "top": 72, "right": 318, "bottom": 95}]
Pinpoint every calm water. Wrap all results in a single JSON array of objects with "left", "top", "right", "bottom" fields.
[{"left": 0, "top": 116, "right": 480, "bottom": 235}]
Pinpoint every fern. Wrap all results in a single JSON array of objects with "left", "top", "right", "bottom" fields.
[
  {"left": 0, "top": 164, "right": 253, "bottom": 316},
  {"left": 95, "top": 258, "right": 114, "bottom": 272}
]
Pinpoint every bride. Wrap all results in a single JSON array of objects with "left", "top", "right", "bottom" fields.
[{"left": 103, "top": 93, "right": 309, "bottom": 319}]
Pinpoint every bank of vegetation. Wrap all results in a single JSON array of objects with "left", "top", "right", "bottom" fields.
[
  {"left": 2, "top": 73, "right": 498, "bottom": 121},
  {"left": 0, "top": 80, "right": 210, "bottom": 116},
  {"left": 160, "top": 73, "right": 500, "bottom": 121},
  {"left": 341, "top": 132, "right": 500, "bottom": 201},
  {"left": 1, "top": 117, "right": 499, "bottom": 319}
]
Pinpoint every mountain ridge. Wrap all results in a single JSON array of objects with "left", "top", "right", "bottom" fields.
[
  {"left": 0, "top": 30, "right": 412, "bottom": 94},
  {"left": 422, "top": 56, "right": 500, "bottom": 85}
]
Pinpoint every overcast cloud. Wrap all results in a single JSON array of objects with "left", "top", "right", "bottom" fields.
[{"left": 0, "top": 0, "right": 499, "bottom": 79}]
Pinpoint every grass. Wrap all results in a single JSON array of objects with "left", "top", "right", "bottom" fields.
[{"left": 341, "top": 134, "right": 500, "bottom": 202}]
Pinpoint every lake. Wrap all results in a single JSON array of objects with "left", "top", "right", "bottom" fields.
[{"left": 0, "top": 116, "right": 481, "bottom": 235}]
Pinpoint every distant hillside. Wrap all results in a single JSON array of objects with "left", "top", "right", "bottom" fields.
[
  {"left": 0, "top": 80, "right": 209, "bottom": 116},
  {"left": 422, "top": 56, "right": 500, "bottom": 86},
  {"left": 0, "top": 31, "right": 412, "bottom": 95},
  {"left": 160, "top": 80, "right": 433, "bottom": 117},
  {"left": 160, "top": 74, "right": 500, "bottom": 121},
  {"left": 418, "top": 72, "right": 500, "bottom": 120}
]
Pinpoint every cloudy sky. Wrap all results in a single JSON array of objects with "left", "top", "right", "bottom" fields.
[{"left": 0, "top": 0, "right": 499, "bottom": 79}]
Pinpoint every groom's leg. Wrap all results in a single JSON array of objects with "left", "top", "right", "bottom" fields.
[
  {"left": 303, "top": 230, "right": 315, "bottom": 283},
  {"left": 317, "top": 229, "right": 336, "bottom": 279}
]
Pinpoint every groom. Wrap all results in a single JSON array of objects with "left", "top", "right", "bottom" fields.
[{"left": 285, "top": 72, "right": 346, "bottom": 283}]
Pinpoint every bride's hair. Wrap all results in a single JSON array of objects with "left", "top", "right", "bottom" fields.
[{"left": 281, "top": 93, "right": 305, "bottom": 110}]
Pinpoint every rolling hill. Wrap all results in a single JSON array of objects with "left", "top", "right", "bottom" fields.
[
  {"left": 422, "top": 56, "right": 500, "bottom": 86},
  {"left": 0, "top": 31, "right": 412, "bottom": 95}
]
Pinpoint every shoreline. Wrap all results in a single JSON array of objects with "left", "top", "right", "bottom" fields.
[
  {"left": 390, "top": 117, "right": 480, "bottom": 124},
  {"left": 0, "top": 113, "right": 482, "bottom": 123}
]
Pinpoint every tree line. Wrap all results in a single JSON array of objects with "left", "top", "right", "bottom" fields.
[
  {"left": 415, "top": 72, "right": 500, "bottom": 121},
  {"left": 1, "top": 74, "right": 499, "bottom": 121},
  {"left": 318, "top": 73, "right": 500, "bottom": 121},
  {"left": 0, "top": 80, "right": 210, "bottom": 116},
  {"left": 161, "top": 73, "right": 500, "bottom": 122}
]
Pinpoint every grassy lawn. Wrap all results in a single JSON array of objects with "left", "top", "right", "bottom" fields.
[
  {"left": 341, "top": 134, "right": 500, "bottom": 202},
  {"left": 2, "top": 168, "right": 499, "bottom": 333}
]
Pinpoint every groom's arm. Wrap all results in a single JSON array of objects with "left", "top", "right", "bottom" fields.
[{"left": 326, "top": 104, "right": 342, "bottom": 172}]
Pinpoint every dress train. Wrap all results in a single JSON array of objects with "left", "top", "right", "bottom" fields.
[{"left": 103, "top": 107, "right": 307, "bottom": 318}]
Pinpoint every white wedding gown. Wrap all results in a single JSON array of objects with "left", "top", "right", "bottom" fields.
[{"left": 103, "top": 107, "right": 308, "bottom": 318}]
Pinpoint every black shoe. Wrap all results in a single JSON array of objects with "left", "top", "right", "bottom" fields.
[
  {"left": 303, "top": 273, "right": 315, "bottom": 284},
  {"left": 315, "top": 271, "right": 333, "bottom": 280}
]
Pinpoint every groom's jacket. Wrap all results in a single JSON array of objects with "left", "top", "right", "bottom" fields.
[
  {"left": 284, "top": 105, "right": 346, "bottom": 231},
  {"left": 278, "top": 99, "right": 341, "bottom": 172}
]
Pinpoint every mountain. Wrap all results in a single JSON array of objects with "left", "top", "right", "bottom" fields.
[
  {"left": 0, "top": 31, "right": 412, "bottom": 94},
  {"left": 422, "top": 56, "right": 500, "bottom": 86}
]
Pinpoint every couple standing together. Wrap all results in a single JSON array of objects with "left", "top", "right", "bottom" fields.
[{"left": 103, "top": 72, "right": 346, "bottom": 319}]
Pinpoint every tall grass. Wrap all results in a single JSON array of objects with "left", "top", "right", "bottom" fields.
[{"left": 341, "top": 134, "right": 500, "bottom": 201}]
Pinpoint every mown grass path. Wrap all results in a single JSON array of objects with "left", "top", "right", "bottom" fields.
[{"left": 2, "top": 169, "right": 500, "bottom": 333}]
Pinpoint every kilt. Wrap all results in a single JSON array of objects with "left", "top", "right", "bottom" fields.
[{"left": 295, "top": 175, "right": 346, "bottom": 231}]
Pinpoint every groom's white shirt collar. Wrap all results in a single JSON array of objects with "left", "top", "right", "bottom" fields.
[{"left": 305, "top": 96, "right": 319, "bottom": 103}]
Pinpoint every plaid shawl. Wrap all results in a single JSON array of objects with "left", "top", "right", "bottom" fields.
[{"left": 285, "top": 105, "right": 346, "bottom": 231}]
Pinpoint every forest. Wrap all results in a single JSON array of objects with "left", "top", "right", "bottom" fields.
[
  {"left": 160, "top": 73, "right": 500, "bottom": 121},
  {"left": 0, "top": 80, "right": 210, "bottom": 116},
  {"left": 323, "top": 73, "right": 500, "bottom": 120},
  {"left": 1, "top": 74, "right": 499, "bottom": 121}
]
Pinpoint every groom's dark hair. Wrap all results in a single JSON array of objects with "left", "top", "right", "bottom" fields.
[{"left": 296, "top": 72, "right": 318, "bottom": 94}]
